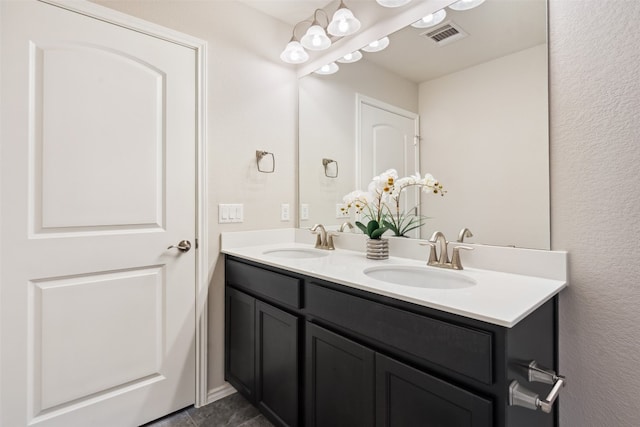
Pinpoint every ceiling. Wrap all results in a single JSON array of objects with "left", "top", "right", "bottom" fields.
[{"left": 236, "top": 0, "right": 547, "bottom": 83}]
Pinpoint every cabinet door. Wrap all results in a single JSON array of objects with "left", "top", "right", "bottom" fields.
[
  {"left": 256, "top": 301, "right": 300, "bottom": 427},
  {"left": 376, "top": 354, "right": 492, "bottom": 427},
  {"left": 306, "top": 322, "right": 375, "bottom": 427},
  {"left": 225, "top": 287, "right": 256, "bottom": 402}
]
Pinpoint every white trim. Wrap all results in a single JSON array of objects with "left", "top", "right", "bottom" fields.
[
  {"left": 206, "top": 383, "right": 237, "bottom": 404},
  {"left": 38, "top": 0, "right": 210, "bottom": 409}
]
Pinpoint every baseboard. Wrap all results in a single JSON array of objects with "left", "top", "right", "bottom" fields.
[{"left": 204, "top": 383, "right": 237, "bottom": 406}]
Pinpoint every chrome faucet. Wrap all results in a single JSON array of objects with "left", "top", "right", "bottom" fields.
[
  {"left": 426, "top": 231, "right": 473, "bottom": 270},
  {"left": 339, "top": 221, "right": 355, "bottom": 232},
  {"left": 429, "top": 231, "right": 449, "bottom": 265},
  {"left": 457, "top": 227, "right": 473, "bottom": 243},
  {"left": 310, "top": 224, "right": 337, "bottom": 250}
]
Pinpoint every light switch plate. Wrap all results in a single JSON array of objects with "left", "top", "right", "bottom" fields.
[
  {"left": 281, "top": 204, "right": 290, "bottom": 221},
  {"left": 300, "top": 204, "right": 309, "bottom": 221},
  {"left": 219, "top": 204, "right": 243, "bottom": 223}
]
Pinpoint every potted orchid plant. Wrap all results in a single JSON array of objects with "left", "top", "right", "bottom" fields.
[
  {"left": 384, "top": 172, "right": 445, "bottom": 237},
  {"left": 342, "top": 169, "right": 445, "bottom": 258}
]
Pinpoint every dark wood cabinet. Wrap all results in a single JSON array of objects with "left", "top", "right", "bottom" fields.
[
  {"left": 225, "top": 284, "right": 301, "bottom": 427},
  {"left": 225, "top": 256, "right": 558, "bottom": 427},
  {"left": 225, "top": 287, "right": 255, "bottom": 400},
  {"left": 305, "top": 322, "right": 374, "bottom": 427},
  {"left": 375, "top": 353, "right": 492, "bottom": 427},
  {"left": 256, "top": 301, "right": 300, "bottom": 427}
]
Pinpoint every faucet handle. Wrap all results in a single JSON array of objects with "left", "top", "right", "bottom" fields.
[
  {"left": 310, "top": 224, "right": 326, "bottom": 249},
  {"left": 420, "top": 242, "right": 438, "bottom": 265},
  {"left": 326, "top": 232, "right": 338, "bottom": 250},
  {"left": 451, "top": 245, "right": 473, "bottom": 270}
]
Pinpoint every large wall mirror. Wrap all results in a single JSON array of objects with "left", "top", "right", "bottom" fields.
[{"left": 298, "top": 0, "right": 550, "bottom": 249}]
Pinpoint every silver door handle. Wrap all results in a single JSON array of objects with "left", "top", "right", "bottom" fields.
[
  {"left": 509, "top": 361, "right": 566, "bottom": 413},
  {"left": 167, "top": 240, "right": 191, "bottom": 252}
]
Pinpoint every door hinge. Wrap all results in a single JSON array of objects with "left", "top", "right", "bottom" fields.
[{"left": 414, "top": 135, "right": 421, "bottom": 146}]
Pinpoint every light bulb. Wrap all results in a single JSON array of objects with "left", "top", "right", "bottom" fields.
[
  {"left": 301, "top": 24, "right": 332, "bottom": 51},
  {"left": 338, "top": 19, "right": 348, "bottom": 33},
  {"left": 337, "top": 50, "right": 362, "bottom": 63},
  {"left": 314, "top": 62, "right": 339, "bottom": 75},
  {"left": 280, "top": 40, "right": 309, "bottom": 64},
  {"left": 361, "top": 37, "right": 389, "bottom": 53},
  {"left": 327, "top": 7, "right": 361, "bottom": 37},
  {"left": 411, "top": 9, "right": 447, "bottom": 29}
]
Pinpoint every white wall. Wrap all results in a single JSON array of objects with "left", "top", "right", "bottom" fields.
[
  {"left": 299, "top": 59, "right": 418, "bottom": 228},
  {"left": 419, "top": 44, "right": 550, "bottom": 249},
  {"left": 549, "top": 0, "right": 640, "bottom": 425},
  {"left": 92, "top": 0, "right": 298, "bottom": 395}
]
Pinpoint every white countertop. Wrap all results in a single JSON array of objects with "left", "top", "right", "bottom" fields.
[{"left": 221, "top": 229, "right": 568, "bottom": 328}]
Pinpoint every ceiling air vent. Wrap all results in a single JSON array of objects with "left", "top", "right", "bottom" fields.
[{"left": 421, "top": 21, "right": 468, "bottom": 47}]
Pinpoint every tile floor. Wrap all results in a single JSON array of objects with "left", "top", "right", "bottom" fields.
[{"left": 142, "top": 392, "right": 274, "bottom": 427}]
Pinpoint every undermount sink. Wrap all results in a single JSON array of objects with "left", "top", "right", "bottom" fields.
[
  {"left": 262, "top": 248, "right": 330, "bottom": 259},
  {"left": 363, "top": 265, "right": 476, "bottom": 289}
]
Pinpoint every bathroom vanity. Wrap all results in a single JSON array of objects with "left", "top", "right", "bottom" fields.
[{"left": 222, "top": 231, "right": 567, "bottom": 427}]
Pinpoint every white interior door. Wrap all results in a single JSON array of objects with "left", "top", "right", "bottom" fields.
[
  {"left": 358, "top": 96, "right": 420, "bottom": 237},
  {"left": 1, "top": 1, "right": 198, "bottom": 426}
]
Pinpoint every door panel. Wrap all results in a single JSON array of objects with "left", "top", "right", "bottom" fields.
[
  {"left": 34, "top": 42, "right": 165, "bottom": 230},
  {"left": 359, "top": 99, "right": 420, "bottom": 237},
  {"left": 376, "top": 354, "right": 493, "bottom": 427},
  {"left": 1, "top": 1, "right": 197, "bottom": 426},
  {"left": 34, "top": 267, "right": 164, "bottom": 411},
  {"left": 256, "top": 301, "right": 300, "bottom": 427},
  {"left": 306, "top": 322, "right": 375, "bottom": 427}
]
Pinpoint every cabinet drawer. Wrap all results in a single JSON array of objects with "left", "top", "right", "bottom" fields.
[
  {"left": 226, "top": 258, "right": 302, "bottom": 309},
  {"left": 305, "top": 283, "right": 493, "bottom": 384}
]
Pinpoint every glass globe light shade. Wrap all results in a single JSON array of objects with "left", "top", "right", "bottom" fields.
[
  {"left": 314, "top": 62, "right": 339, "bottom": 75},
  {"left": 337, "top": 50, "right": 363, "bottom": 64},
  {"left": 411, "top": 9, "right": 447, "bottom": 29},
  {"left": 375, "top": 0, "right": 411, "bottom": 7},
  {"left": 361, "top": 37, "right": 390, "bottom": 53},
  {"left": 301, "top": 25, "right": 332, "bottom": 51},
  {"left": 327, "top": 8, "right": 361, "bottom": 37},
  {"left": 448, "top": 0, "right": 485, "bottom": 11},
  {"left": 280, "top": 41, "right": 309, "bottom": 64}
]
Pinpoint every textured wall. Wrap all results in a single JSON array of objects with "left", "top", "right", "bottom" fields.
[{"left": 549, "top": 0, "right": 640, "bottom": 425}]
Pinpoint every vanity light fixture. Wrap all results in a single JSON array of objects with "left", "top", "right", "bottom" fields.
[
  {"left": 376, "top": 0, "right": 412, "bottom": 8},
  {"left": 301, "top": 11, "right": 332, "bottom": 51},
  {"left": 361, "top": 36, "right": 390, "bottom": 53},
  {"left": 448, "top": 0, "right": 485, "bottom": 11},
  {"left": 280, "top": 21, "right": 311, "bottom": 64},
  {"left": 411, "top": 9, "right": 447, "bottom": 28},
  {"left": 314, "top": 62, "right": 339, "bottom": 75},
  {"left": 327, "top": 1, "right": 361, "bottom": 37},
  {"left": 337, "top": 50, "right": 363, "bottom": 63},
  {"left": 281, "top": 2, "right": 362, "bottom": 64}
]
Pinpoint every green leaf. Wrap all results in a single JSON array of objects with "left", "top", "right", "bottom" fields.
[
  {"left": 370, "top": 226, "right": 389, "bottom": 239},
  {"left": 366, "top": 220, "right": 380, "bottom": 237},
  {"left": 382, "top": 220, "right": 400, "bottom": 236},
  {"left": 355, "top": 221, "right": 368, "bottom": 234}
]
